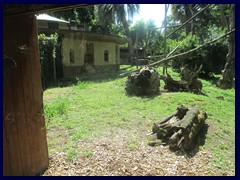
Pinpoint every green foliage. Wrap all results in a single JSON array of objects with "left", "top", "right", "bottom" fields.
[
  {"left": 48, "top": 6, "right": 95, "bottom": 25},
  {"left": 167, "top": 33, "right": 202, "bottom": 69},
  {"left": 72, "top": 78, "right": 91, "bottom": 91},
  {"left": 81, "top": 150, "right": 94, "bottom": 157},
  {"left": 130, "top": 19, "right": 163, "bottom": 55},
  {"left": 167, "top": 31, "right": 227, "bottom": 77},
  {"left": 166, "top": 4, "right": 230, "bottom": 78},
  {"left": 44, "top": 95, "right": 70, "bottom": 122},
  {"left": 96, "top": 4, "right": 139, "bottom": 49},
  {"left": 67, "top": 147, "right": 77, "bottom": 161},
  {"left": 38, "top": 33, "right": 60, "bottom": 89}
]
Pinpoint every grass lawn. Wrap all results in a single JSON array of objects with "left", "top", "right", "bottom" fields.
[{"left": 43, "top": 67, "right": 235, "bottom": 176}]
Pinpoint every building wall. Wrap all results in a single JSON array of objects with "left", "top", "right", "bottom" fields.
[
  {"left": 61, "top": 34, "right": 121, "bottom": 78},
  {"left": 62, "top": 36, "right": 85, "bottom": 66},
  {"left": 94, "top": 41, "right": 117, "bottom": 65},
  {"left": 37, "top": 21, "right": 69, "bottom": 30}
]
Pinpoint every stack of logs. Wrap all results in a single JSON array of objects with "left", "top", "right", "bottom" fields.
[
  {"left": 149, "top": 105, "right": 207, "bottom": 150},
  {"left": 125, "top": 67, "right": 160, "bottom": 96}
]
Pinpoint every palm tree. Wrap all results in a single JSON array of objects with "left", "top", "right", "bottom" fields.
[{"left": 97, "top": 4, "right": 140, "bottom": 57}]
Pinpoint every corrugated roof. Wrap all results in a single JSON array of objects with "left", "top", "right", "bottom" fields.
[{"left": 36, "top": 14, "right": 69, "bottom": 24}]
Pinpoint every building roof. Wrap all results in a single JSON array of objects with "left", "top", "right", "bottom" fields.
[
  {"left": 4, "top": 4, "right": 91, "bottom": 17},
  {"left": 60, "top": 30, "right": 128, "bottom": 45},
  {"left": 36, "top": 14, "right": 69, "bottom": 24}
]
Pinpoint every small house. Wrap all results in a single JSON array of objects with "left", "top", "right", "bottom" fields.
[{"left": 37, "top": 14, "right": 127, "bottom": 79}]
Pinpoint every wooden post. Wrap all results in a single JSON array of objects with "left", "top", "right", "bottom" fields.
[{"left": 4, "top": 15, "right": 49, "bottom": 176}]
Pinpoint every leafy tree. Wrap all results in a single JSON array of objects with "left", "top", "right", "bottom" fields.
[
  {"left": 171, "top": 4, "right": 197, "bottom": 35},
  {"left": 48, "top": 6, "right": 95, "bottom": 27},
  {"left": 168, "top": 4, "right": 232, "bottom": 80},
  {"left": 97, "top": 4, "right": 140, "bottom": 57},
  {"left": 130, "top": 20, "right": 163, "bottom": 57},
  {"left": 145, "top": 20, "right": 162, "bottom": 56}
]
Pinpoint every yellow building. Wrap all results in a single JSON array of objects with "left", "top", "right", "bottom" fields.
[
  {"left": 61, "top": 31, "right": 127, "bottom": 78},
  {"left": 37, "top": 14, "right": 127, "bottom": 78}
]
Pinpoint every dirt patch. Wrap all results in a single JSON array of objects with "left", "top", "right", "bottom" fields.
[{"left": 43, "top": 128, "right": 233, "bottom": 176}]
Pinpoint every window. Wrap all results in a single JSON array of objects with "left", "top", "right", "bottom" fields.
[
  {"left": 84, "top": 43, "right": 94, "bottom": 64},
  {"left": 70, "top": 49, "right": 74, "bottom": 63},
  {"left": 104, "top": 50, "right": 109, "bottom": 62}
]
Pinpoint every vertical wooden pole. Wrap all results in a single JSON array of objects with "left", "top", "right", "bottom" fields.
[{"left": 4, "top": 15, "right": 49, "bottom": 176}]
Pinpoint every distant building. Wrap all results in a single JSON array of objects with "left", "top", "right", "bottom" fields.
[
  {"left": 37, "top": 14, "right": 70, "bottom": 33},
  {"left": 36, "top": 14, "right": 127, "bottom": 78}
]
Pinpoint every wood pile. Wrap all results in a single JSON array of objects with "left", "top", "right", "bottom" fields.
[{"left": 149, "top": 105, "right": 208, "bottom": 151}]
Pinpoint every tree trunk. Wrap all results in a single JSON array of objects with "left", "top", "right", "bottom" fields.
[
  {"left": 159, "top": 65, "right": 205, "bottom": 95},
  {"left": 125, "top": 67, "right": 160, "bottom": 96},
  {"left": 189, "top": 4, "right": 195, "bottom": 35},
  {"left": 220, "top": 5, "right": 235, "bottom": 89},
  {"left": 163, "top": 4, "right": 168, "bottom": 75},
  {"left": 122, "top": 16, "right": 133, "bottom": 58},
  {"left": 185, "top": 5, "right": 192, "bottom": 35}
]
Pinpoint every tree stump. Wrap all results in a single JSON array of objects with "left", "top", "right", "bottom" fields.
[
  {"left": 125, "top": 67, "right": 160, "bottom": 96},
  {"left": 150, "top": 105, "right": 207, "bottom": 150},
  {"left": 159, "top": 65, "right": 205, "bottom": 95}
]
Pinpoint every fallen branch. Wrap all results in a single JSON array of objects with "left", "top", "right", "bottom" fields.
[
  {"left": 165, "top": 34, "right": 191, "bottom": 59},
  {"left": 119, "top": 28, "right": 235, "bottom": 77}
]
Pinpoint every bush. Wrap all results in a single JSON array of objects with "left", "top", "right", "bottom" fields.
[
  {"left": 38, "top": 33, "right": 61, "bottom": 89},
  {"left": 167, "top": 32, "right": 227, "bottom": 78},
  {"left": 44, "top": 96, "right": 69, "bottom": 120}
]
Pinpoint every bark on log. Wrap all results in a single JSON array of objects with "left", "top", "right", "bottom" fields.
[
  {"left": 151, "top": 105, "right": 207, "bottom": 150},
  {"left": 219, "top": 5, "right": 235, "bottom": 89},
  {"left": 125, "top": 67, "right": 160, "bottom": 96},
  {"left": 159, "top": 65, "right": 205, "bottom": 95}
]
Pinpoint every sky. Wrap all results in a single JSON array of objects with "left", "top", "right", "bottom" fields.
[{"left": 131, "top": 4, "right": 172, "bottom": 28}]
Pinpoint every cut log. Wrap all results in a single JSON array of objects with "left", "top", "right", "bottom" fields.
[
  {"left": 125, "top": 67, "right": 160, "bottom": 96},
  {"left": 150, "top": 105, "right": 207, "bottom": 150}
]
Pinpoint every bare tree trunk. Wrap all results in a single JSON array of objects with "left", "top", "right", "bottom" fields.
[
  {"left": 185, "top": 5, "right": 192, "bottom": 35},
  {"left": 189, "top": 4, "right": 195, "bottom": 35},
  {"left": 220, "top": 5, "right": 229, "bottom": 30},
  {"left": 163, "top": 4, "right": 169, "bottom": 75},
  {"left": 220, "top": 5, "right": 235, "bottom": 89},
  {"left": 122, "top": 16, "right": 133, "bottom": 58},
  {"left": 135, "top": 31, "right": 138, "bottom": 58}
]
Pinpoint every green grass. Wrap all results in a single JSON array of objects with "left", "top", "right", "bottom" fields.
[{"left": 43, "top": 67, "right": 235, "bottom": 173}]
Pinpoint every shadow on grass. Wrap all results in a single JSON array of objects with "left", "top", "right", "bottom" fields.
[
  {"left": 125, "top": 91, "right": 161, "bottom": 100},
  {"left": 42, "top": 73, "right": 121, "bottom": 90}
]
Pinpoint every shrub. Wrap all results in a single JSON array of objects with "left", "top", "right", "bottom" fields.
[
  {"left": 167, "top": 32, "right": 227, "bottom": 78},
  {"left": 38, "top": 34, "right": 58, "bottom": 89}
]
